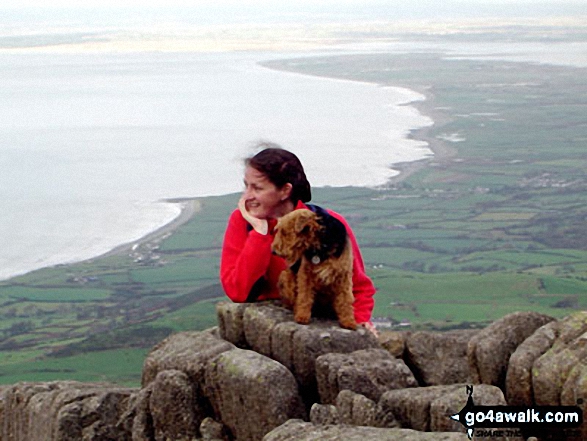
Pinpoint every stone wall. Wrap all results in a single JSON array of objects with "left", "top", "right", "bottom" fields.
[{"left": 0, "top": 302, "right": 585, "bottom": 441}]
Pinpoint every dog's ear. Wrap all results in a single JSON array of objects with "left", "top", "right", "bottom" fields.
[{"left": 294, "top": 211, "right": 314, "bottom": 234}]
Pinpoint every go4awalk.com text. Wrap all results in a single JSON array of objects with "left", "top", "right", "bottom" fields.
[{"left": 450, "top": 386, "right": 583, "bottom": 439}]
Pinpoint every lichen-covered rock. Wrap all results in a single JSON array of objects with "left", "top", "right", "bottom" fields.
[
  {"left": 536, "top": 342, "right": 587, "bottom": 403},
  {"left": 216, "top": 301, "right": 250, "bottom": 348},
  {"left": 315, "top": 348, "right": 417, "bottom": 404},
  {"left": 531, "top": 312, "right": 587, "bottom": 407},
  {"left": 7, "top": 310, "right": 587, "bottom": 441},
  {"left": 204, "top": 348, "right": 305, "bottom": 441},
  {"left": 560, "top": 361, "right": 587, "bottom": 441},
  {"left": 217, "top": 301, "right": 380, "bottom": 404},
  {"left": 310, "top": 390, "right": 399, "bottom": 429},
  {"left": 310, "top": 403, "right": 340, "bottom": 425},
  {"left": 468, "top": 311, "right": 555, "bottom": 390},
  {"left": 429, "top": 384, "right": 507, "bottom": 434},
  {"left": 118, "top": 387, "right": 151, "bottom": 441},
  {"left": 288, "top": 321, "right": 379, "bottom": 393},
  {"left": 406, "top": 330, "right": 478, "bottom": 386},
  {"left": 0, "top": 381, "right": 135, "bottom": 441},
  {"left": 141, "top": 330, "right": 235, "bottom": 387},
  {"left": 506, "top": 320, "right": 559, "bottom": 405},
  {"left": 149, "top": 370, "right": 199, "bottom": 441},
  {"left": 379, "top": 330, "right": 409, "bottom": 359},
  {"left": 263, "top": 419, "right": 470, "bottom": 440},
  {"left": 379, "top": 385, "right": 463, "bottom": 432},
  {"left": 200, "top": 416, "right": 229, "bottom": 441},
  {"left": 505, "top": 311, "right": 587, "bottom": 420},
  {"left": 335, "top": 390, "right": 377, "bottom": 427},
  {"left": 242, "top": 302, "right": 293, "bottom": 356}
]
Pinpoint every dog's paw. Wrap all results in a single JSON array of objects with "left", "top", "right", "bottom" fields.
[
  {"left": 339, "top": 318, "right": 357, "bottom": 330},
  {"left": 294, "top": 312, "right": 311, "bottom": 325}
]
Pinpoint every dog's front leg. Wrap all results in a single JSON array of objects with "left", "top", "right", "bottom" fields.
[
  {"left": 333, "top": 282, "right": 358, "bottom": 330},
  {"left": 277, "top": 269, "right": 296, "bottom": 309},
  {"left": 294, "top": 265, "right": 315, "bottom": 324}
]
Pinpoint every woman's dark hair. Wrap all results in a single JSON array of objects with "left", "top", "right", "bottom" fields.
[{"left": 245, "top": 142, "right": 311, "bottom": 204}]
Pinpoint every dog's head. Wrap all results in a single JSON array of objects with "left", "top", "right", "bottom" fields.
[{"left": 272, "top": 210, "right": 322, "bottom": 265}]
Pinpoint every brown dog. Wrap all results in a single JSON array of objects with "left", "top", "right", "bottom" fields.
[{"left": 271, "top": 208, "right": 356, "bottom": 330}]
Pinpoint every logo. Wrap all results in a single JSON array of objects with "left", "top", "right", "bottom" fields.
[
  {"left": 450, "top": 385, "right": 476, "bottom": 439},
  {"left": 450, "top": 385, "right": 583, "bottom": 440}
]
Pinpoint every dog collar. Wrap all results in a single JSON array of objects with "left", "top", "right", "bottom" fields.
[
  {"left": 289, "top": 254, "right": 320, "bottom": 275},
  {"left": 304, "top": 249, "right": 324, "bottom": 265}
]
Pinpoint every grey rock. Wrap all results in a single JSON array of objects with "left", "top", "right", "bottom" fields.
[
  {"left": 311, "top": 390, "right": 399, "bottom": 429},
  {"left": 429, "top": 384, "right": 506, "bottom": 434},
  {"left": 289, "top": 321, "right": 379, "bottom": 393},
  {"left": 379, "top": 331, "right": 409, "bottom": 359},
  {"left": 119, "top": 387, "right": 152, "bottom": 441},
  {"left": 137, "top": 330, "right": 235, "bottom": 440},
  {"left": 532, "top": 311, "right": 587, "bottom": 406},
  {"left": 560, "top": 361, "right": 587, "bottom": 441},
  {"left": 406, "top": 330, "right": 478, "bottom": 386},
  {"left": 263, "top": 419, "right": 470, "bottom": 440},
  {"left": 243, "top": 301, "right": 293, "bottom": 357},
  {"left": 373, "top": 402, "right": 402, "bottom": 429},
  {"left": 149, "top": 370, "right": 198, "bottom": 441},
  {"left": 467, "top": 311, "right": 554, "bottom": 390},
  {"left": 141, "top": 330, "right": 235, "bottom": 388},
  {"left": 217, "top": 302, "right": 380, "bottom": 403},
  {"left": 336, "top": 390, "right": 377, "bottom": 426},
  {"left": 379, "top": 385, "right": 463, "bottom": 431},
  {"left": 0, "top": 381, "right": 135, "bottom": 441},
  {"left": 200, "top": 416, "right": 229, "bottom": 441},
  {"left": 216, "top": 302, "right": 250, "bottom": 348},
  {"left": 8, "top": 309, "right": 587, "bottom": 441},
  {"left": 204, "top": 348, "right": 305, "bottom": 441},
  {"left": 315, "top": 348, "right": 417, "bottom": 404},
  {"left": 506, "top": 320, "right": 559, "bottom": 405},
  {"left": 309, "top": 403, "right": 340, "bottom": 425}
]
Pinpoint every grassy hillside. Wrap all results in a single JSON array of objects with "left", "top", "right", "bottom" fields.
[{"left": 1, "top": 44, "right": 585, "bottom": 386}]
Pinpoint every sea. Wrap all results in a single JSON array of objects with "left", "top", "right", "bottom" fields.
[
  {"left": 1, "top": 10, "right": 586, "bottom": 282},
  {"left": 1, "top": 48, "right": 437, "bottom": 281}
]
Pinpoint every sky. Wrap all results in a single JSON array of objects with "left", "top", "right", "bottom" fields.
[
  {"left": 1, "top": 0, "right": 584, "bottom": 29},
  {"left": 1, "top": 0, "right": 583, "bottom": 12},
  {"left": 0, "top": 0, "right": 582, "bottom": 6}
]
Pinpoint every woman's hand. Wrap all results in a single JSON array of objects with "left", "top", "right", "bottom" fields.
[
  {"left": 360, "top": 321, "right": 379, "bottom": 338},
  {"left": 238, "top": 195, "right": 268, "bottom": 235}
]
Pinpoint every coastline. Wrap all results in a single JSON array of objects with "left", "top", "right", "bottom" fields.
[
  {"left": 1, "top": 58, "right": 448, "bottom": 282},
  {"left": 88, "top": 79, "right": 450, "bottom": 263},
  {"left": 385, "top": 90, "right": 456, "bottom": 185},
  {"left": 256, "top": 57, "right": 455, "bottom": 187},
  {"left": 98, "top": 96, "right": 447, "bottom": 263},
  {"left": 95, "top": 198, "right": 203, "bottom": 261}
]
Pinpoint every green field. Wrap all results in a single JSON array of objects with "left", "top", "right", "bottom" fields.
[{"left": 1, "top": 33, "right": 586, "bottom": 386}]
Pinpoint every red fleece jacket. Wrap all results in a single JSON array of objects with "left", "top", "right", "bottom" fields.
[{"left": 219, "top": 201, "right": 376, "bottom": 324}]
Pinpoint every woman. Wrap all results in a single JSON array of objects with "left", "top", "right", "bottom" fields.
[{"left": 220, "top": 144, "right": 377, "bottom": 334}]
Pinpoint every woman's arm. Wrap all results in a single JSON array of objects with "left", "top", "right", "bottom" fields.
[
  {"left": 329, "top": 211, "right": 376, "bottom": 325},
  {"left": 220, "top": 209, "right": 274, "bottom": 302}
]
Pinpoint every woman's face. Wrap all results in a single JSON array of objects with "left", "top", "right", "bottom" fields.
[{"left": 243, "top": 166, "right": 292, "bottom": 219}]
